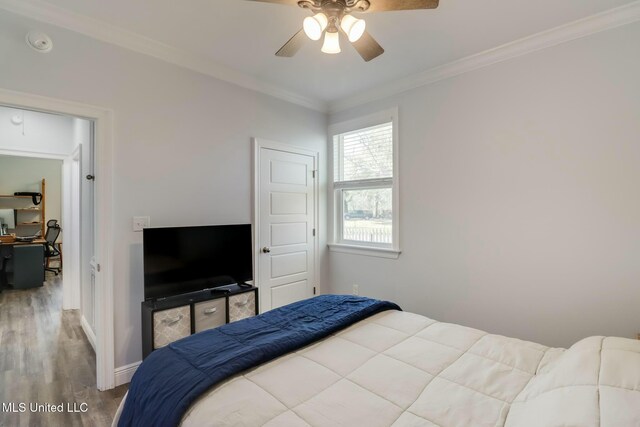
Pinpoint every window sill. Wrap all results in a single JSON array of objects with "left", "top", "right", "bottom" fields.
[{"left": 328, "top": 243, "right": 401, "bottom": 259}]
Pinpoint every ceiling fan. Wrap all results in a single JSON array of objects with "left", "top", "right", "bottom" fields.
[{"left": 247, "top": 0, "right": 440, "bottom": 62}]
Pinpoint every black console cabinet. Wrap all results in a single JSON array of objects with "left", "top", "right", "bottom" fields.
[{"left": 141, "top": 285, "right": 258, "bottom": 359}]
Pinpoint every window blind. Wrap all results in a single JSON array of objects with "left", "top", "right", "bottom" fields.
[{"left": 334, "top": 122, "right": 393, "bottom": 182}]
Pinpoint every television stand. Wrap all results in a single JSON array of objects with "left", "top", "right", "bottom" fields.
[{"left": 141, "top": 284, "right": 258, "bottom": 359}]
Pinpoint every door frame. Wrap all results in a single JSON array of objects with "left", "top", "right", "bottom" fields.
[
  {"left": 63, "top": 145, "right": 82, "bottom": 311},
  {"left": 0, "top": 88, "right": 115, "bottom": 391},
  {"left": 252, "top": 138, "right": 320, "bottom": 313}
]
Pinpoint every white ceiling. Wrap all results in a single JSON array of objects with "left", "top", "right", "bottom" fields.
[{"left": 9, "top": 0, "right": 639, "bottom": 105}]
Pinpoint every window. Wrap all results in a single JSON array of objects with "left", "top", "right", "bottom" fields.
[{"left": 329, "top": 109, "right": 399, "bottom": 258}]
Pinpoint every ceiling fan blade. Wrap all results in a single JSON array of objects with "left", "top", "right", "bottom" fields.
[
  {"left": 351, "top": 31, "right": 384, "bottom": 62},
  {"left": 362, "top": 0, "right": 439, "bottom": 13},
  {"left": 275, "top": 29, "right": 307, "bottom": 57},
  {"left": 244, "top": 0, "right": 301, "bottom": 5}
]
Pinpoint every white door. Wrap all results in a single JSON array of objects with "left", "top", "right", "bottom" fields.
[
  {"left": 78, "top": 120, "right": 100, "bottom": 340},
  {"left": 70, "top": 151, "right": 81, "bottom": 307},
  {"left": 256, "top": 142, "right": 317, "bottom": 312},
  {"left": 82, "top": 127, "right": 96, "bottom": 332}
]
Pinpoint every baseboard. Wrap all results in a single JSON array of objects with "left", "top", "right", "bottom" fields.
[
  {"left": 114, "top": 361, "right": 141, "bottom": 387},
  {"left": 80, "top": 315, "right": 96, "bottom": 351}
]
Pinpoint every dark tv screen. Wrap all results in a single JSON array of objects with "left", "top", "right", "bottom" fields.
[{"left": 143, "top": 224, "right": 252, "bottom": 300}]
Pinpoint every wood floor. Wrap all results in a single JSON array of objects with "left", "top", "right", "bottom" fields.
[{"left": 0, "top": 274, "right": 128, "bottom": 427}]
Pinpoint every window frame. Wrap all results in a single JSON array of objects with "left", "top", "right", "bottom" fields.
[{"left": 328, "top": 108, "right": 400, "bottom": 259}]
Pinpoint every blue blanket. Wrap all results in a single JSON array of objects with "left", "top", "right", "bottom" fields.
[{"left": 118, "top": 295, "right": 401, "bottom": 427}]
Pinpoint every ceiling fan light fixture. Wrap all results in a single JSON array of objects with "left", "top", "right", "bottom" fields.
[
  {"left": 303, "top": 13, "right": 328, "bottom": 41},
  {"left": 321, "top": 31, "right": 341, "bottom": 54},
  {"left": 340, "top": 14, "right": 366, "bottom": 42}
]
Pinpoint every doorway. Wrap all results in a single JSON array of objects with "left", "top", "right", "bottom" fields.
[
  {"left": 0, "top": 89, "right": 115, "bottom": 391},
  {"left": 253, "top": 139, "right": 319, "bottom": 312},
  {"left": 0, "top": 107, "right": 94, "bottom": 326}
]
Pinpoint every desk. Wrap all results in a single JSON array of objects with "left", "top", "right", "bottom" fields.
[
  {"left": 1, "top": 238, "right": 47, "bottom": 246},
  {"left": 0, "top": 239, "right": 46, "bottom": 290}
]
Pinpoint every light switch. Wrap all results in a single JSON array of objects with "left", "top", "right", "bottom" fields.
[{"left": 133, "top": 216, "right": 150, "bottom": 232}]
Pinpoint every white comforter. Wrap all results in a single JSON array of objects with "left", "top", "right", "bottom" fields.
[{"left": 116, "top": 310, "right": 640, "bottom": 426}]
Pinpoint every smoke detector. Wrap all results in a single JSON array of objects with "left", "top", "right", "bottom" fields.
[{"left": 26, "top": 31, "right": 53, "bottom": 53}]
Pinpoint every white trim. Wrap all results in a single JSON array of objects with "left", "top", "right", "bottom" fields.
[
  {"left": 328, "top": 243, "right": 401, "bottom": 259},
  {"left": 81, "top": 314, "right": 96, "bottom": 351},
  {"left": 114, "top": 361, "right": 141, "bottom": 387},
  {"left": 328, "top": 109, "right": 398, "bottom": 136},
  {"left": 0, "top": 87, "right": 116, "bottom": 391},
  {"left": 0, "top": 147, "right": 67, "bottom": 160},
  {"left": 253, "top": 138, "right": 321, "bottom": 311},
  {"left": 328, "top": 108, "right": 400, "bottom": 254},
  {"left": 67, "top": 146, "right": 82, "bottom": 309},
  {"left": 94, "top": 108, "right": 116, "bottom": 392},
  {"left": 61, "top": 155, "right": 76, "bottom": 309},
  {"left": 0, "top": 0, "right": 326, "bottom": 113},
  {"left": 329, "top": 1, "right": 640, "bottom": 113}
]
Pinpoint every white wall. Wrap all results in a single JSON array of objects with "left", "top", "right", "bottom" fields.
[
  {"left": 0, "top": 105, "right": 75, "bottom": 155},
  {"left": 5, "top": 3, "right": 635, "bottom": 373},
  {"left": 0, "top": 10, "right": 328, "bottom": 369},
  {"left": 0, "top": 155, "right": 63, "bottom": 236},
  {"left": 328, "top": 22, "right": 640, "bottom": 348}
]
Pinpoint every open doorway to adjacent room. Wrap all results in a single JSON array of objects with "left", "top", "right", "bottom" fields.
[{"left": 0, "top": 104, "right": 118, "bottom": 422}]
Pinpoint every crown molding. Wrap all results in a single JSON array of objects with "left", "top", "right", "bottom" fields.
[
  {"left": 2, "top": 0, "right": 638, "bottom": 115},
  {"left": 329, "top": 1, "right": 640, "bottom": 113},
  {"left": 0, "top": 0, "right": 329, "bottom": 112}
]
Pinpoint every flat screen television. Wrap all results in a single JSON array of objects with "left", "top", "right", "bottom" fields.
[{"left": 143, "top": 224, "right": 252, "bottom": 301}]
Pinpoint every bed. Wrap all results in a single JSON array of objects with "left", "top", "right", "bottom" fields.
[{"left": 114, "top": 295, "right": 640, "bottom": 427}]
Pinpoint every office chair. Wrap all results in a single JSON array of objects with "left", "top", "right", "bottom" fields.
[{"left": 44, "top": 221, "right": 62, "bottom": 275}]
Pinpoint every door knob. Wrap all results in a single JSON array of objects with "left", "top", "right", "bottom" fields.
[{"left": 262, "top": 247, "right": 271, "bottom": 254}]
